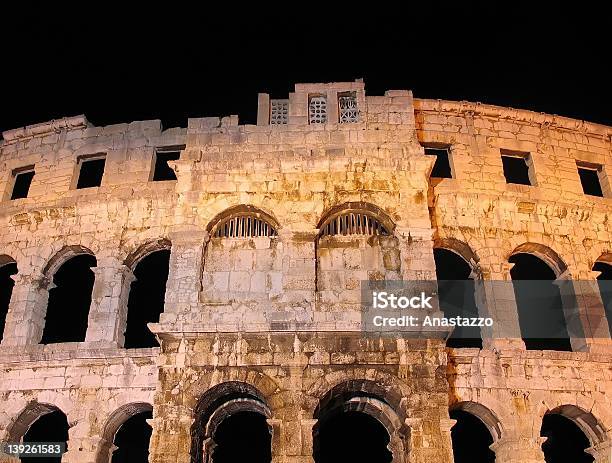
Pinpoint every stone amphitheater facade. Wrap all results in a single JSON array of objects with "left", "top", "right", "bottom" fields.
[{"left": 0, "top": 81, "right": 610, "bottom": 463}]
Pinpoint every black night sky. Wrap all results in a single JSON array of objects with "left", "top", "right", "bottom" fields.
[{"left": 0, "top": 3, "right": 610, "bottom": 135}]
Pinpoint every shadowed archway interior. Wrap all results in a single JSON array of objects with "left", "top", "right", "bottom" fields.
[
  {"left": 110, "top": 410, "right": 152, "bottom": 463},
  {"left": 541, "top": 413, "right": 594, "bottom": 463},
  {"left": 314, "top": 410, "right": 392, "bottom": 463},
  {"left": 124, "top": 249, "right": 170, "bottom": 348},
  {"left": 0, "top": 261, "right": 17, "bottom": 341},
  {"left": 449, "top": 409, "right": 495, "bottom": 463},
  {"left": 210, "top": 411, "right": 271, "bottom": 463},
  {"left": 433, "top": 248, "right": 482, "bottom": 348},
  {"left": 42, "top": 254, "right": 97, "bottom": 344},
  {"left": 509, "top": 253, "right": 571, "bottom": 351},
  {"left": 21, "top": 410, "right": 69, "bottom": 463}
]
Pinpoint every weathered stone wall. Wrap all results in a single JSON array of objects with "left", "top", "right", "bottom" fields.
[{"left": 0, "top": 82, "right": 609, "bottom": 462}]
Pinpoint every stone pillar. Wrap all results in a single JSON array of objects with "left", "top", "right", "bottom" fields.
[
  {"left": 257, "top": 93, "right": 270, "bottom": 126},
  {"left": 268, "top": 417, "right": 317, "bottom": 463},
  {"left": 85, "top": 256, "right": 134, "bottom": 347},
  {"left": 62, "top": 418, "right": 102, "bottom": 463},
  {"left": 407, "top": 416, "right": 454, "bottom": 463},
  {"left": 555, "top": 270, "right": 612, "bottom": 353},
  {"left": 148, "top": 405, "right": 193, "bottom": 463},
  {"left": 161, "top": 229, "right": 208, "bottom": 319},
  {"left": 1, "top": 272, "right": 49, "bottom": 346},
  {"left": 477, "top": 261, "right": 525, "bottom": 351},
  {"left": 587, "top": 440, "right": 612, "bottom": 463},
  {"left": 490, "top": 437, "right": 546, "bottom": 463}
]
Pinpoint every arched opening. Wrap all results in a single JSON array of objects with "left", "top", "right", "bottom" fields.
[
  {"left": 449, "top": 409, "right": 495, "bottom": 463},
  {"left": 110, "top": 410, "right": 152, "bottom": 463},
  {"left": 315, "top": 203, "right": 399, "bottom": 304},
  {"left": 21, "top": 409, "right": 69, "bottom": 463},
  {"left": 202, "top": 207, "right": 281, "bottom": 305},
  {"left": 592, "top": 260, "right": 612, "bottom": 335},
  {"left": 42, "top": 253, "right": 97, "bottom": 344},
  {"left": 190, "top": 382, "right": 272, "bottom": 463},
  {"left": 541, "top": 413, "right": 594, "bottom": 463},
  {"left": 0, "top": 257, "right": 18, "bottom": 341},
  {"left": 314, "top": 411, "right": 392, "bottom": 463},
  {"left": 211, "top": 411, "right": 271, "bottom": 463},
  {"left": 313, "top": 381, "right": 406, "bottom": 463},
  {"left": 124, "top": 249, "right": 170, "bottom": 348},
  {"left": 433, "top": 248, "right": 482, "bottom": 348},
  {"left": 509, "top": 251, "right": 571, "bottom": 351}
]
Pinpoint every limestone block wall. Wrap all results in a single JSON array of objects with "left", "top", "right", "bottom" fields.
[{"left": 0, "top": 81, "right": 609, "bottom": 462}]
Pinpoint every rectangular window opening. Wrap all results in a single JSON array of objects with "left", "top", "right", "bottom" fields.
[
  {"left": 424, "top": 146, "right": 453, "bottom": 179},
  {"left": 76, "top": 155, "right": 106, "bottom": 189},
  {"left": 501, "top": 151, "right": 533, "bottom": 185},
  {"left": 152, "top": 147, "right": 183, "bottom": 181},
  {"left": 10, "top": 167, "right": 35, "bottom": 200},
  {"left": 308, "top": 94, "right": 328, "bottom": 124},
  {"left": 338, "top": 91, "right": 358, "bottom": 123},
  {"left": 577, "top": 162, "right": 604, "bottom": 197}
]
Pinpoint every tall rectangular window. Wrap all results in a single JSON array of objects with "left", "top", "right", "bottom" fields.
[
  {"left": 577, "top": 162, "right": 605, "bottom": 197},
  {"left": 501, "top": 150, "right": 535, "bottom": 185},
  {"left": 308, "top": 95, "right": 327, "bottom": 124},
  {"left": 152, "top": 147, "right": 183, "bottom": 181},
  {"left": 338, "top": 91, "right": 358, "bottom": 123},
  {"left": 10, "top": 166, "right": 35, "bottom": 199},
  {"left": 270, "top": 100, "right": 289, "bottom": 125},
  {"left": 75, "top": 155, "right": 106, "bottom": 189},
  {"left": 424, "top": 146, "right": 453, "bottom": 178}
]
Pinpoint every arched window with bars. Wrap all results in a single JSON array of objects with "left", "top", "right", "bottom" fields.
[
  {"left": 213, "top": 214, "right": 277, "bottom": 238},
  {"left": 202, "top": 207, "right": 282, "bottom": 306},
  {"left": 319, "top": 211, "right": 389, "bottom": 237},
  {"left": 316, "top": 203, "right": 400, "bottom": 304}
]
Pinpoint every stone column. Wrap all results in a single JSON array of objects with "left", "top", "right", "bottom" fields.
[
  {"left": 164, "top": 230, "right": 208, "bottom": 310},
  {"left": 62, "top": 417, "right": 103, "bottom": 463},
  {"left": 476, "top": 261, "right": 525, "bottom": 351},
  {"left": 490, "top": 437, "right": 546, "bottom": 463},
  {"left": 1, "top": 272, "right": 49, "bottom": 346},
  {"left": 407, "top": 416, "right": 454, "bottom": 463},
  {"left": 555, "top": 270, "right": 612, "bottom": 353},
  {"left": 148, "top": 404, "right": 193, "bottom": 463},
  {"left": 586, "top": 440, "right": 612, "bottom": 463},
  {"left": 85, "top": 256, "right": 135, "bottom": 347},
  {"left": 268, "top": 417, "right": 317, "bottom": 463}
]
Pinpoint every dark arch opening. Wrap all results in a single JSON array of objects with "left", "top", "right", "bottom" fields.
[
  {"left": 110, "top": 410, "right": 152, "bottom": 463},
  {"left": 211, "top": 411, "right": 271, "bottom": 463},
  {"left": 509, "top": 253, "right": 572, "bottom": 351},
  {"left": 433, "top": 248, "right": 482, "bottom": 348},
  {"left": 449, "top": 409, "right": 495, "bottom": 463},
  {"left": 41, "top": 254, "right": 97, "bottom": 344},
  {"left": 0, "top": 261, "right": 18, "bottom": 341},
  {"left": 124, "top": 249, "right": 170, "bottom": 348},
  {"left": 593, "top": 261, "right": 612, "bottom": 335},
  {"left": 21, "top": 410, "right": 69, "bottom": 463},
  {"left": 541, "top": 413, "right": 594, "bottom": 463},
  {"left": 314, "top": 410, "right": 392, "bottom": 463}
]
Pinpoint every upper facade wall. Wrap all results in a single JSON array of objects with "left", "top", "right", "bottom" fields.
[{"left": 414, "top": 98, "right": 612, "bottom": 276}]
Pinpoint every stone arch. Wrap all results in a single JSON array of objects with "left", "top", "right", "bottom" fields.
[
  {"left": 206, "top": 205, "right": 280, "bottom": 237},
  {"left": 316, "top": 201, "right": 396, "bottom": 236},
  {"left": 312, "top": 379, "right": 409, "bottom": 463},
  {"left": 190, "top": 381, "right": 272, "bottom": 463},
  {"left": 5, "top": 401, "right": 70, "bottom": 444},
  {"left": 509, "top": 242, "right": 568, "bottom": 277},
  {"left": 96, "top": 402, "right": 153, "bottom": 463},
  {"left": 0, "top": 254, "right": 16, "bottom": 268},
  {"left": 42, "top": 245, "right": 96, "bottom": 278},
  {"left": 450, "top": 401, "right": 503, "bottom": 442},
  {"left": 434, "top": 238, "right": 480, "bottom": 269},
  {"left": 545, "top": 405, "right": 607, "bottom": 447},
  {"left": 306, "top": 370, "right": 410, "bottom": 415},
  {"left": 123, "top": 238, "right": 171, "bottom": 269}
]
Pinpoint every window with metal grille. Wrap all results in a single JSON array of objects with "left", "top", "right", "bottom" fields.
[
  {"left": 338, "top": 92, "right": 358, "bottom": 123},
  {"left": 309, "top": 95, "right": 327, "bottom": 124},
  {"left": 319, "top": 212, "right": 389, "bottom": 237},
  {"left": 213, "top": 215, "right": 278, "bottom": 238},
  {"left": 270, "top": 100, "right": 289, "bottom": 125}
]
